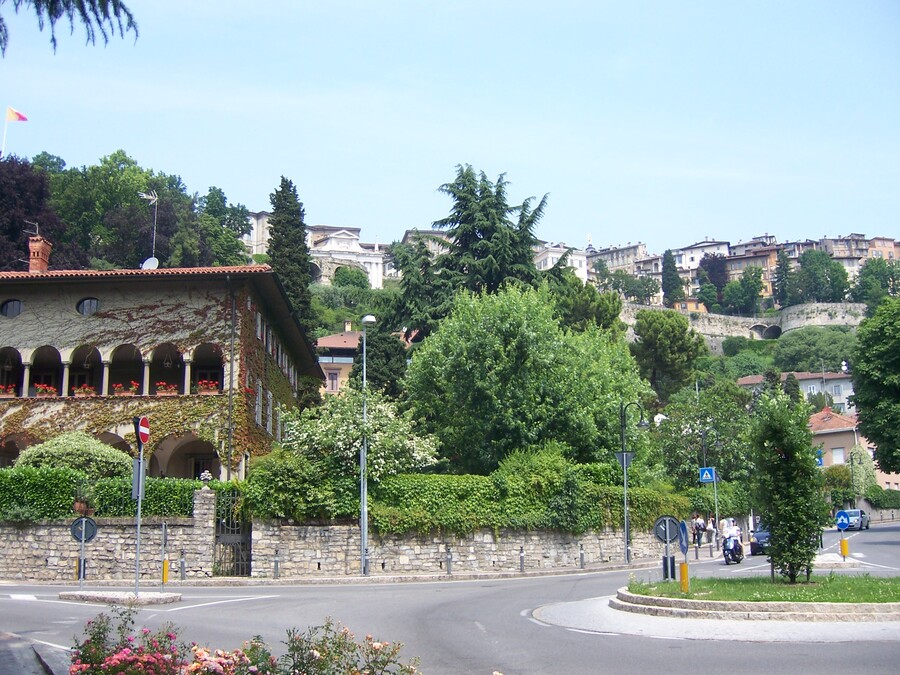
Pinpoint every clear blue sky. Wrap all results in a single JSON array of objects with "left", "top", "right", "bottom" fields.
[{"left": 1, "top": 1, "right": 897, "bottom": 253}]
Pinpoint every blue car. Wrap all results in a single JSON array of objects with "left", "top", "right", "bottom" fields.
[{"left": 750, "top": 525, "right": 770, "bottom": 556}]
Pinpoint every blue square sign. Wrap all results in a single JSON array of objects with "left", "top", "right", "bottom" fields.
[{"left": 699, "top": 467, "right": 716, "bottom": 483}]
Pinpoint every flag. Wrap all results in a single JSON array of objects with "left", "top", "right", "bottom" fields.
[{"left": 6, "top": 107, "right": 27, "bottom": 122}]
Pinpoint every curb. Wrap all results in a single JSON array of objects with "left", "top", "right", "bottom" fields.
[{"left": 611, "top": 586, "right": 900, "bottom": 622}]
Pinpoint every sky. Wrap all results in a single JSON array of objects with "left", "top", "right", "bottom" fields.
[{"left": 1, "top": 1, "right": 898, "bottom": 254}]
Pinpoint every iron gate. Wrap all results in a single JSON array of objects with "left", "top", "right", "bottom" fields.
[{"left": 214, "top": 488, "right": 251, "bottom": 576}]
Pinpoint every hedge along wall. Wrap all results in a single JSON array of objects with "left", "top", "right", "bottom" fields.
[{"left": 0, "top": 489, "right": 216, "bottom": 582}]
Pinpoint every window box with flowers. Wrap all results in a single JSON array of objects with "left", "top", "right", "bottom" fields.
[
  {"left": 112, "top": 380, "right": 141, "bottom": 396},
  {"left": 195, "top": 379, "right": 220, "bottom": 395},
  {"left": 35, "top": 383, "right": 58, "bottom": 398},
  {"left": 0, "top": 383, "right": 16, "bottom": 398},
  {"left": 73, "top": 383, "right": 97, "bottom": 398},
  {"left": 155, "top": 381, "right": 179, "bottom": 396}
]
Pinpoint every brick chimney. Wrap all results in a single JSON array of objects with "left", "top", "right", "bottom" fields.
[
  {"left": 344, "top": 320, "right": 353, "bottom": 332},
  {"left": 28, "top": 236, "right": 52, "bottom": 273}
]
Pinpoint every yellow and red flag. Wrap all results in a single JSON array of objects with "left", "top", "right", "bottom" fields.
[{"left": 6, "top": 107, "right": 27, "bottom": 122}]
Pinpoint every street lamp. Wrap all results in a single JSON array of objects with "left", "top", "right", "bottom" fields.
[
  {"left": 359, "top": 314, "right": 376, "bottom": 576},
  {"left": 617, "top": 401, "right": 648, "bottom": 563}
]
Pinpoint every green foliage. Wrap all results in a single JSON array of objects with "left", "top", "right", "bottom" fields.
[
  {"left": 405, "top": 284, "right": 649, "bottom": 473},
  {"left": 14, "top": 431, "right": 131, "bottom": 480},
  {"left": 698, "top": 253, "right": 728, "bottom": 298},
  {"left": 606, "top": 270, "right": 660, "bottom": 305},
  {"left": 333, "top": 266, "right": 371, "bottom": 289},
  {"left": 823, "top": 464, "right": 853, "bottom": 507},
  {"left": 283, "top": 387, "right": 438, "bottom": 482},
  {"left": 244, "top": 449, "right": 354, "bottom": 522},
  {"left": 491, "top": 447, "right": 570, "bottom": 529},
  {"left": 751, "top": 393, "right": 832, "bottom": 582},
  {"left": 371, "top": 474, "right": 499, "bottom": 535},
  {"left": 661, "top": 250, "right": 685, "bottom": 307},
  {"left": 631, "top": 309, "right": 707, "bottom": 405},
  {"left": 348, "top": 326, "right": 409, "bottom": 398},
  {"left": 865, "top": 485, "right": 900, "bottom": 510},
  {"left": 805, "top": 390, "right": 834, "bottom": 412},
  {"left": 722, "top": 266, "right": 764, "bottom": 315},
  {"left": 853, "top": 297, "right": 900, "bottom": 474},
  {"left": 267, "top": 176, "right": 315, "bottom": 337},
  {"left": 772, "top": 326, "right": 856, "bottom": 373},
  {"left": 697, "top": 282, "right": 719, "bottom": 313},
  {"left": 0, "top": 466, "right": 89, "bottom": 518},
  {"left": 654, "top": 380, "right": 754, "bottom": 489},
  {"left": 789, "top": 249, "right": 849, "bottom": 304},
  {"left": 850, "top": 258, "right": 900, "bottom": 316},
  {"left": 548, "top": 268, "right": 624, "bottom": 333},
  {"left": 773, "top": 249, "right": 792, "bottom": 307}
]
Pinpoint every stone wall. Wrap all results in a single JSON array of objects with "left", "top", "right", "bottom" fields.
[
  {"left": 249, "top": 520, "right": 672, "bottom": 579},
  {"left": 0, "top": 489, "right": 216, "bottom": 582}
]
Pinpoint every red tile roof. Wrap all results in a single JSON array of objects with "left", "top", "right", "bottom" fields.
[
  {"left": 808, "top": 406, "right": 858, "bottom": 433},
  {"left": 316, "top": 331, "right": 362, "bottom": 350},
  {"left": 0, "top": 264, "right": 270, "bottom": 280},
  {"left": 737, "top": 371, "right": 848, "bottom": 386}
]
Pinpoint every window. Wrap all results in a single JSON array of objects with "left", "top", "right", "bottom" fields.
[
  {"left": 807, "top": 385, "right": 817, "bottom": 394},
  {"left": 832, "top": 448, "right": 845, "bottom": 464},
  {"left": 327, "top": 371, "right": 339, "bottom": 392},
  {"left": 255, "top": 379, "right": 263, "bottom": 425},
  {"left": 266, "top": 391, "right": 273, "bottom": 434},
  {"left": 76, "top": 297, "right": 100, "bottom": 316},
  {"left": 832, "top": 384, "right": 842, "bottom": 397},
  {"left": 0, "top": 299, "right": 22, "bottom": 318}
]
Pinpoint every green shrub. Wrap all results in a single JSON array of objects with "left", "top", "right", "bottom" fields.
[
  {"left": 491, "top": 448, "right": 570, "bottom": 529},
  {"left": 91, "top": 477, "right": 199, "bottom": 517},
  {"left": 0, "top": 466, "right": 85, "bottom": 518},
  {"left": 866, "top": 485, "right": 900, "bottom": 510},
  {"left": 15, "top": 431, "right": 131, "bottom": 480}
]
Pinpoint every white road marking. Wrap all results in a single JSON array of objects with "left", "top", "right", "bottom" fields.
[
  {"left": 10, "top": 594, "right": 37, "bottom": 600},
  {"left": 163, "top": 595, "right": 280, "bottom": 612},
  {"left": 32, "top": 639, "right": 71, "bottom": 651}
]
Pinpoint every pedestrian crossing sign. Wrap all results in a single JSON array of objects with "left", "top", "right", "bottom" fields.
[{"left": 699, "top": 467, "right": 716, "bottom": 483}]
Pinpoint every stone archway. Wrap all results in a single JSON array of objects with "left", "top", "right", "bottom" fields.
[
  {"left": 148, "top": 432, "right": 220, "bottom": 479},
  {"left": 0, "top": 433, "right": 31, "bottom": 467}
]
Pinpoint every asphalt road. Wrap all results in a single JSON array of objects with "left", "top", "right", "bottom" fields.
[{"left": 1, "top": 523, "right": 898, "bottom": 674}]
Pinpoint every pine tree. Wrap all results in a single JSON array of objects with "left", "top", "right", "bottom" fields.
[
  {"left": 266, "top": 177, "right": 315, "bottom": 338},
  {"left": 773, "top": 249, "right": 792, "bottom": 307},
  {"left": 661, "top": 250, "right": 685, "bottom": 308}
]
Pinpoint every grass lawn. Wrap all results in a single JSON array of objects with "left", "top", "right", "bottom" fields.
[{"left": 628, "top": 574, "right": 900, "bottom": 603}]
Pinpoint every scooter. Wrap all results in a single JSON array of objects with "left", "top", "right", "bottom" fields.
[{"left": 722, "top": 534, "right": 744, "bottom": 564}]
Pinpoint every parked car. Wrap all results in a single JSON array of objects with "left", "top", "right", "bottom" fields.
[
  {"left": 845, "top": 509, "right": 870, "bottom": 530},
  {"left": 750, "top": 524, "right": 770, "bottom": 556}
]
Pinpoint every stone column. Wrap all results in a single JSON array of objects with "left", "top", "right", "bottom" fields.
[
  {"left": 142, "top": 360, "right": 151, "bottom": 396},
  {"left": 101, "top": 360, "right": 110, "bottom": 396},
  {"left": 22, "top": 363, "right": 31, "bottom": 396},
  {"left": 61, "top": 361, "right": 71, "bottom": 396},
  {"left": 183, "top": 359, "right": 192, "bottom": 394}
]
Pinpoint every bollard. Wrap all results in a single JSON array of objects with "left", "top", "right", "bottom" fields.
[
  {"left": 579, "top": 543, "right": 585, "bottom": 569},
  {"left": 274, "top": 548, "right": 280, "bottom": 579},
  {"left": 661, "top": 555, "right": 669, "bottom": 580},
  {"left": 679, "top": 561, "right": 689, "bottom": 593},
  {"left": 445, "top": 544, "right": 452, "bottom": 575},
  {"left": 179, "top": 549, "right": 186, "bottom": 580},
  {"left": 162, "top": 559, "right": 169, "bottom": 585},
  {"left": 519, "top": 546, "right": 525, "bottom": 573},
  {"left": 694, "top": 544, "right": 699, "bottom": 560},
  {"left": 364, "top": 547, "right": 370, "bottom": 576}
]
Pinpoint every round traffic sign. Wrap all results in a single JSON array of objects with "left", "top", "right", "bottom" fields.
[
  {"left": 835, "top": 509, "right": 850, "bottom": 531},
  {"left": 654, "top": 515, "right": 680, "bottom": 543},
  {"left": 678, "top": 520, "right": 690, "bottom": 555},
  {"left": 137, "top": 416, "right": 150, "bottom": 444},
  {"left": 71, "top": 516, "right": 97, "bottom": 543}
]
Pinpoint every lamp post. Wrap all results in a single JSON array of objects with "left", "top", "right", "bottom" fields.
[
  {"left": 359, "top": 314, "right": 376, "bottom": 576},
  {"left": 849, "top": 454, "right": 856, "bottom": 508},
  {"left": 617, "top": 401, "right": 647, "bottom": 563}
]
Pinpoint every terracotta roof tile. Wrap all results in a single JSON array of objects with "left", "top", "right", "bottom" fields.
[
  {"left": 809, "top": 406, "right": 858, "bottom": 433},
  {"left": 0, "top": 264, "right": 270, "bottom": 280},
  {"left": 316, "top": 331, "right": 362, "bottom": 349}
]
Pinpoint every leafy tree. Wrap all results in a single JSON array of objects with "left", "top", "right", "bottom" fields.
[
  {"left": 697, "top": 282, "right": 719, "bottom": 313},
  {"left": 433, "top": 165, "right": 542, "bottom": 294},
  {"left": 698, "top": 252, "right": 728, "bottom": 301},
  {"left": 852, "top": 297, "right": 900, "bottom": 473},
  {"left": 610, "top": 270, "right": 659, "bottom": 305},
  {"left": 772, "top": 249, "right": 793, "bottom": 307},
  {"left": 198, "top": 186, "right": 251, "bottom": 237},
  {"left": 404, "top": 284, "right": 649, "bottom": 473},
  {"left": 333, "top": 266, "right": 370, "bottom": 290},
  {"left": 848, "top": 445, "right": 877, "bottom": 502},
  {"left": 348, "top": 325, "right": 409, "bottom": 399},
  {"left": 850, "top": 257, "right": 899, "bottom": 317},
  {"left": 783, "top": 373, "right": 801, "bottom": 403},
  {"left": 789, "top": 249, "right": 849, "bottom": 304},
  {"left": 805, "top": 390, "right": 834, "bottom": 412},
  {"left": 548, "top": 268, "right": 623, "bottom": 333},
  {"left": 14, "top": 431, "right": 131, "bottom": 479},
  {"left": 283, "top": 387, "right": 438, "bottom": 483},
  {"left": 722, "top": 266, "right": 763, "bottom": 315},
  {"left": 631, "top": 309, "right": 707, "bottom": 405},
  {"left": 772, "top": 326, "right": 856, "bottom": 373},
  {"left": 0, "top": 0, "right": 137, "bottom": 55},
  {"left": 751, "top": 392, "right": 832, "bottom": 583},
  {"left": 591, "top": 258, "right": 612, "bottom": 290},
  {"left": 661, "top": 249, "right": 685, "bottom": 307},
  {"left": 0, "top": 156, "right": 87, "bottom": 270},
  {"left": 823, "top": 463, "right": 852, "bottom": 508},
  {"left": 267, "top": 177, "right": 315, "bottom": 337},
  {"left": 654, "top": 380, "right": 754, "bottom": 490}
]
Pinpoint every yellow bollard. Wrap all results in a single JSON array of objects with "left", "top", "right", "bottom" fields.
[
  {"left": 162, "top": 559, "right": 169, "bottom": 584},
  {"left": 840, "top": 538, "right": 848, "bottom": 559},
  {"left": 679, "top": 562, "right": 690, "bottom": 593}
]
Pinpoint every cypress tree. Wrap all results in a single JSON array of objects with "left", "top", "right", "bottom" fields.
[{"left": 661, "top": 249, "right": 685, "bottom": 308}]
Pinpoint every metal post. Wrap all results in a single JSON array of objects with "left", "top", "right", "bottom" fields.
[
  {"left": 618, "top": 401, "right": 644, "bottom": 564},
  {"left": 179, "top": 549, "right": 186, "bottom": 580},
  {"left": 519, "top": 546, "right": 525, "bottom": 573},
  {"left": 274, "top": 548, "right": 280, "bottom": 579},
  {"left": 445, "top": 544, "right": 452, "bottom": 575},
  {"left": 579, "top": 543, "right": 585, "bottom": 569},
  {"left": 360, "top": 315, "right": 375, "bottom": 576},
  {"left": 79, "top": 518, "right": 86, "bottom": 589},
  {"left": 134, "top": 423, "right": 144, "bottom": 598},
  {"left": 160, "top": 522, "right": 168, "bottom": 591}
]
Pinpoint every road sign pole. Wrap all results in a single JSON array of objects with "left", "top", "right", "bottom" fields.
[
  {"left": 133, "top": 416, "right": 149, "bottom": 598},
  {"left": 713, "top": 474, "right": 719, "bottom": 549},
  {"left": 79, "top": 518, "right": 86, "bottom": 589}
]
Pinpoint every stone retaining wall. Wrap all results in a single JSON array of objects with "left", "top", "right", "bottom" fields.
[{"left": 0, "top": 489, "right": 216, "bottom": 582}]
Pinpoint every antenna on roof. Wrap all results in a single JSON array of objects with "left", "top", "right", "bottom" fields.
[
  {"left": 138, "top": 190, "right": 160, "bottom": 270},
  {"left": 24, "top": 219, "right": 39, "bottom": 236}
]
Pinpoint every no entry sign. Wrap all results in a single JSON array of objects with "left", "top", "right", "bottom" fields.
[{"left": 136, "top": 416, "right": 150, "bottom": 444}]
